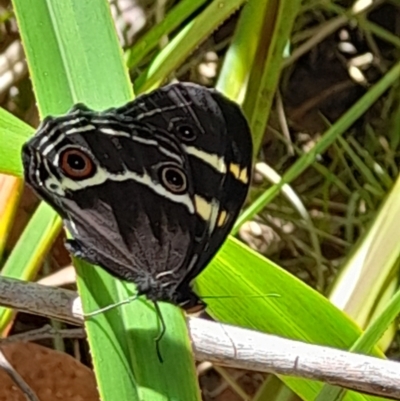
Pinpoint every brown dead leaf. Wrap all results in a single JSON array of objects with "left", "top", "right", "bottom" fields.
[{"left": 0, "top": 342, "right": 99, "bottom": 401}]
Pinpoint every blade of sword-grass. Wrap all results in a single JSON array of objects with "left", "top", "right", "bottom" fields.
[
  {"left": 196, "top": 237, "right": 385, "bottom": 401},
  {"left": 10, "top": 1, "right": 201, "bottom": 400}
]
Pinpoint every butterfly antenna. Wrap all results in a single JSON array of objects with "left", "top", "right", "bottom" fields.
[{"left": 153, "top": 301, "right": 166, "bottom": 363}]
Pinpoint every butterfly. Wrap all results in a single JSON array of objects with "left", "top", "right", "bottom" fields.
[{"left": 22, "top": 82, "right": 252, "bottom": 310}]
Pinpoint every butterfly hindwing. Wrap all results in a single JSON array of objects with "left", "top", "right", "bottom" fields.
[{"left": 119, "top": 84, "right": 253, "bottom": 289}]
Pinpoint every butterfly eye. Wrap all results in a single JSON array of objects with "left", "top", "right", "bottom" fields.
[
  {"left": 159, "top": 165, "right": 187, "bottom": 194},
  {"left": 59, "top": 148, "right": 95, "bottom": 179},
  {"left": 176, "top": 124, "right": 196, "bottom": 141}
]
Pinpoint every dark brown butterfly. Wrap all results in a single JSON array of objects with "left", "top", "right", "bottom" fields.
[{"left": 22, "top": 83, "right": 252, "bottom": 311}]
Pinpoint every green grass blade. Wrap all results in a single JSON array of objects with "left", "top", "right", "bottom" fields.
[
  {"left": 0, "top": 99, "right": 55, "bottom": 330},
  {"left": 329, "top": 176, "right": 400, "bottom": 325},
  {"left": 242, "top": 0, "right": 301, "bottom": 155},
  {"left": 0, "top": 111, "right": 27, "bottom": 261},
  {"left": 337, "top": 136, "right": 385, "bottom": 196},
  {"left": 197, "top": 238, "right": 385, "bottom": 400},
  {"left": 216, "top": 0, "right": 270, "bottom": 102},
  {"left": 317, "top": 285, "right": 400, "bottom": 401},
  {"left": 347, "top": 135, "right": 394, "bottom": 190},
  {"left": 317, "top": 175, "right": 400, "bottom": 400},
  {"left": 233, "top": 61, "right": 400, "bottom": 233},
  {"left": 125, "top": 0, "right": 208, "bottom": 70},
  {"left": 14, "top": 0, "right": 132, "bottom": 112},
  {"left": 134, "top": 0, "right": 245, "bottom": 93},
  {"left": 0, "top": 177, "right": 23, "bottom": 260},
  {"left": 0, "top": 203, "right": 61, "bottom": 329},
  {"left": 0, "top": 107, "right": 32, "bottom": 176},
  {"left": 10, "top": 0, "right": 201, "bottom": 400}
]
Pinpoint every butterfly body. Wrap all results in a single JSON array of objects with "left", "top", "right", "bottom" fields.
[{"left": 22, "top": 83, "right": 252, "bottom": 308}]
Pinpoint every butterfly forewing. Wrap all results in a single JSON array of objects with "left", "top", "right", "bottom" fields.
[{"left": 22, "top": 83, "right": 252, "bottom": 308}]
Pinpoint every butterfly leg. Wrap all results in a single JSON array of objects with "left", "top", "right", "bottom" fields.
[{"left": 153, "top": 302, "right": 166, "bottom": 363}]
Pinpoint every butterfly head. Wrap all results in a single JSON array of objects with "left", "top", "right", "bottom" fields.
[
  {"left": 23, "top": 109, "right": 94, "bottom": 215},
  {"left": 22, "top": 105, "right": 190, "bottom": 218}
]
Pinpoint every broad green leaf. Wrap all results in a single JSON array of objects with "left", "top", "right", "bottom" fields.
[
  {"left": 197, "top": 238, "right": 385, "bottom": 400},
  {"left": 14, "top": 0, "right": 131, "bottom": 113},
  {"left": 10, "top": 0, "right": 201, "bottom": 400}
]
